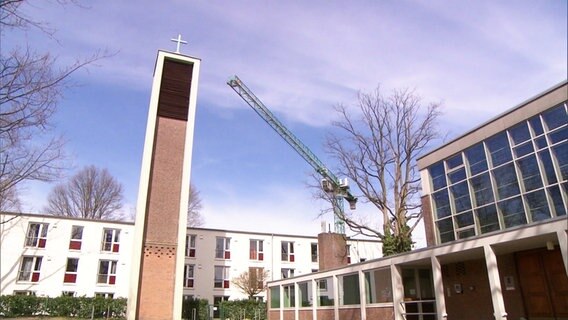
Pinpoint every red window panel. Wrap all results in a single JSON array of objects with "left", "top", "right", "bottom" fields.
[
  {"left": 259, "top": 253, "right": 264, "bottom": 261},
  {"left": 224, "top": 251, "right": 230, "bottom": 259},
  {"left": 112, "top": 244, "right": 120, "bottom": 253},
  {"left": 109, "top": 275, "right": 116, "bottom": 285},
  {"left": 347, "top": 257, "right": 351, "bottom": 264},
  {"left": 290, "top": 255, "right": 295, "bottom": 262},
  {"left": 249, "top": 250, "right": 256, "bottom": 260},
  {"left": 64, "top": 273, "right": 77, "bottom": 283},
  {"left": 69, "top": 240, "right": 81, "bottom": 250},
  {"left": 189, "top": 249, "right": 195, "bottom": 257},
  {"left": 223, "top": 280, "right": 230, "bottom": 289},
  {"left": 31, "top": 272, "right": 40, "bottom": 282},
  {"left": 38, "top": 239, "right": 46, "bottom": 248},
  {"left": 186, "top": 279, "right": 194, "bottom": 288}
]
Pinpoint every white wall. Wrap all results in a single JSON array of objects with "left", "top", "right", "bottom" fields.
[
  {"left": 0, "top": 213, "right": 133, "bottom": 298},
  {"left": 1, "top": 213, "right": 382, "bottom": 303}
]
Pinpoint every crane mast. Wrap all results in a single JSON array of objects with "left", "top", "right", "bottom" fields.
[{"left": 227, "top": 75, "right": 357, "bottom": 234}]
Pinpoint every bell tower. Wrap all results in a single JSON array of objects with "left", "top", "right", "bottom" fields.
[{"left": 128, "top": 41, "right": 200, "bottom": 319}]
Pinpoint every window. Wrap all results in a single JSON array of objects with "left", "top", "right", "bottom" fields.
[
  {"left": 465, "top": 143, "right": 488, "bottom": 176},
  {"left": 447, "top": 154, "right": 466, "bottom": 183},
  {"left": 437, "top": 217, "right": 455, "bottom": 243},
  {"left": 548, "top": 185, "right": 567, "bottom": 217},
  {"left": 470, "top": 173, "right": 494, "bottom": 207},
  {"left": 517, "top": 155, "right": 543, "bottom": 192},
  {"left": 539, "top": 150, "right": 558, "bottom": 185},
  {"left": 283, "top": 284, "right": 295, "bottom": 308},
  {"left": 542, "top": 103, "right": 568, "bottom": 131},
  {"left": 498, "top": 196, "right": 527, "bottom": 228},
  {"left": 493, "top": 163, "right": 520, "bottom": 200},
  {"left": 281, "top": 241, "right": 294, "bottom": 262},
  {"left": 340, "top": 273, "right": 360, "bottom": 305},
  {"left": 14, "top": 290, "right": 36, "bottom": 296},
  {"left": 450, "top": 181, "right": 472, "bottom": 213},
  {"left": 95, "top": 292, "right": 114, "bottom": 299},
  {"left": 346, "top": 245, "right": 352, "bottom": 264},
  {"left": 455, "top": 211, "right": 475, "bottom": 239},
  {"left": 214, "top": 266, "right": 230, "bottom": 288},
  {"left": 446, "top": 153, "right": 463, "bottom": 170},
  {"left": 25, "top": 223, "right": 48, "bottom": 248},
  {"left": 475, "top": 204, "right": 500, "bottom": 234},
  {"left": 317, "top": 277, "right": 334, "bottom": 306},
  {"left": 97, "top": 260, "right": 117, "bottom": 285},
  {"left": 249, "top": 267, "right": 265, "bottom": 289},
  {"left": 64, "top": 258, "right": 79, "bottom": 283},
  {"left": 509, "top": 122, "right": 531, "bottom": 145},
  {"left": 101, "top": 229, "right": 120, "bottom": 253},
  {"left": 486, "top": 132, "right": 512, "bottom": 167},
  {"left": 529, "top": 115, "right": 544, "bottom": 136},
  {"left": 18, "top": 256, "right": 42, "bottom": 282},
  {"left": 311, "top": 243, "right": 318, "bottom": 263},
  {"left": 525, "top": 190, "right": 551, "bottom": 222},
  {"left": 281, "top": 268, "right": 295, "bottom": 279},
  {"left": 62, "top": 291, "right": 75, "bottom": 297},
  {"left": 513, "top": 141, "right": 534, "bottom": 158},
  {"left": 250, "top": 239, "right": 264, "bottom": 261},
  {"left": 364, "top": 268, "right": 393, "bottom": 303},
  {"left": 270, "top": 287, "right": 280, "bottom": 309},
  {"left": 69, "top": 225, "right": 83, "bottom": 250},
  {"left": 184, "top": 264, "right": 195, "bottom": 288},
  {"left": 185, "top": 235, "right": 196, "bottom": 258},
  {"left": 429, "top": 162, "right": 446, "bottom": 190},
  {"left": 298, "top": 281, "right": 312, "bottom": 307},
  {"left": 432, "top": 189, "right": 451, "bottom": 219},
  {"left": 215, "top": 237, "right": 231, "bottom": 259},
  {"left": 552, "top": 142, "right": 568, "bottom": 181}
]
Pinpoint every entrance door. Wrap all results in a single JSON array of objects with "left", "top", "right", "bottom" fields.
[
  {"left": 516, "top": 248, "right": 568, "bottom": 320},
  {"left": 402, "top": 268, "right": 436, "bottom": 320}
]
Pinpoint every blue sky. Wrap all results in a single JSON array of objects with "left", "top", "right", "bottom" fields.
[{"left": 3, "top": 1, "right": 567, "bottom": 244}]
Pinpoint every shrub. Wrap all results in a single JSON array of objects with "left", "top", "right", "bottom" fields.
[
  {"left": 219, "top": 299, "right": 266, "bottom": 320},
  {"left": 0, "top": 294, "right": 127, "bottom": 318},
  {"left": 182, "top": 298, "right": 209, "bottom": 320}
]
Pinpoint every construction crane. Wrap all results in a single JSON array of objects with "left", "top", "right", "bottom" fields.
[{"left": 227, "top": 75, "right": 357, "bottom": 234}]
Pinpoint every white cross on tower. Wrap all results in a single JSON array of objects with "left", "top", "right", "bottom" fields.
[{"left": 170, "top": 34, "right": 188, "bottom": 54}]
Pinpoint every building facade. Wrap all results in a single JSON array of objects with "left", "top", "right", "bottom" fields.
[
  {"left": 267, "top": 81, "right": 568, "bottom": 320},
  {"left": 0, "top": 212, "right": 381, "bottom": 304}
]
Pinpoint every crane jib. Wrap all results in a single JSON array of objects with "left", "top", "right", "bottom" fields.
[{"left": 227, "top": 75, "right": 357, "bottom": 233}]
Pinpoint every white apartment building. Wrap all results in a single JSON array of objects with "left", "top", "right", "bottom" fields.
[{"left": 0, "top": 212, "right": 381, "bottom": 304}]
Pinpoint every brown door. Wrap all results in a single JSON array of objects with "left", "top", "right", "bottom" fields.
[{"left": 516, "top": 248, "right": 568, "bottom": 320}]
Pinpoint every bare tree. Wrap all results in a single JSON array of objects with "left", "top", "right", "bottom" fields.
[
  {"left": 326, "top": 85, "right": 441, "bottom": 255},
  {"left": 44, "top": 165, "right": 124, "bottom": 220},
  {"left": 232, "top": 268, "right": 269, "bottom": 299},
  {"left": 187, "top": 184, "right": 204, "bottom": 227},
  {"left": 0, "top": 185, "right": 22, "bottom": 211},
  {"left": 0, "top": 0, "right": 104, "bottom": 213}
]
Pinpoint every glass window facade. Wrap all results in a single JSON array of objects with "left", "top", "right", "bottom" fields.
[{"left": 427, "top": 102, "right": 567, "bottom": 243}]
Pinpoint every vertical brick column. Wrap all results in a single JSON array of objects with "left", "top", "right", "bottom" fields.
[
  {"left": 128, "top": 51, "right": 200, "bottom": 320},
  {"left": 318, "top": 233, "right": 348, "bottom": 271}
]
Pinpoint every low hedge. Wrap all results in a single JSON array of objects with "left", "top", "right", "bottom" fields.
[
  {"left": 181, "top": 298, "right": 209, "bottom": 320},
  {"left": 219, "top": 299, "right": 266, "bottom": 320},
  {"left": 0, "top": 295, "right": 127, "bottom": 318}
]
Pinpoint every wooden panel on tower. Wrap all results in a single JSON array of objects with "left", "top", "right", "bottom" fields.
[{"left": 157, "top": 58, "right": 193, "bottom": 121}]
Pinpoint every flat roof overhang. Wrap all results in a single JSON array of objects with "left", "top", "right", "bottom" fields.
[{"left": 269, "top": 217, "right": 567, "bottom": 286}]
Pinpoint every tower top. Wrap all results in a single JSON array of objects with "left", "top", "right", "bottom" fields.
[{"left": 170, "top": 34, "right": 188, "bottom": 54}]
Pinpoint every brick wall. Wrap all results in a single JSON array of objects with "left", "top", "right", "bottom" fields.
[{"left": 442, "top": 259, "right": 493, "bottom": 319}]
